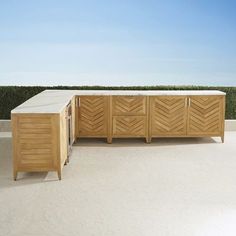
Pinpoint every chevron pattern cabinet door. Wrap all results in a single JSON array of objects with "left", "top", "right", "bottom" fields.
[
  {"left": 113, "top": 96, "right": 146, "bottom": 115},
  {"left": 187, "top": 96, "right": 224, "bottom": 135},
  {"left": 113, "top": 116, "right": 146, "bottom": 137},
  {"left": 78, "top": 96, "right": 108, "bottom": 136},
  {"left": 151, "top": 96, "right": 187, "bottom": 136}
]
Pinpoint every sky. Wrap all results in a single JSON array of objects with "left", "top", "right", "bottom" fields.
[{"left": 0, "top": 0, "right": 236, "bottom": 86}]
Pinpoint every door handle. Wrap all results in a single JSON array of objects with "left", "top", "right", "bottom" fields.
[
  {"left": 188, "top": 98, "right": 191, "bottom": 107},
  {"left": 76, "top": 97, "right": 80, "bottom": 107}
]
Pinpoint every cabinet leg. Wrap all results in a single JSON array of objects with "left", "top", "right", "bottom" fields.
[
  {"left": 221, "top": 136, "right": 224, "bottom": 143},
  {"left": 57, "top": 170, "right": 62, "bottom": 180},
  {"left": 146, "top": 137, "right": 152, "bottom": 143},
  {"left": 107, "top": 137, "right": 112, "bottom": 144},
  {"left": 13, "top": 171, "right": 18, "bottom": 181},
  {"left": 64, "top": 157, "right": 69, "bottom": 165}
]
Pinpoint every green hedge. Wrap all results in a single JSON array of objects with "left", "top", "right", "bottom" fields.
[{"left": 0, "top": 86, "right": 236, "bottom": 119}]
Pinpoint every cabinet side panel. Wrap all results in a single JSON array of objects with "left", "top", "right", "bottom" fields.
[
  {"left": 71, "top": 96, "right": 76, "bottom": 142},
  {"left": 12, "top": 114, "right": 59, "bottom": 171},
  {"left": 221, "top": 96, "right": 226, "bottom": 139},
  {"left": 60, "top": 109, "right": 67, "bottom": 168}
]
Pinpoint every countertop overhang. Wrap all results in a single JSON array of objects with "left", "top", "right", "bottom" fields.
[{"left": 11, "top": 89, "right": 226, "bottom": 114}]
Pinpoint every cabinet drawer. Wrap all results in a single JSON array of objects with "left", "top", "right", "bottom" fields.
[
  {"left": 112, "top": 96, "right": 146, "bottom": 115},
  {"left": 112, "top": 116, "right": 146, "bottom": 136}
]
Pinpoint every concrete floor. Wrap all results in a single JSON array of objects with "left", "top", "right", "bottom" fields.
[{"left": 1, "top": 133, "right": 236, "bottom": 236}]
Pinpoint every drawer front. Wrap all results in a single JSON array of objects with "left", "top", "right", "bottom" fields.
[
  {"left": 112, "top": 116, "right": 146, "bottom": 137},
  {"left": 112, "top": 96, "right": 146, "bottom": 115}
]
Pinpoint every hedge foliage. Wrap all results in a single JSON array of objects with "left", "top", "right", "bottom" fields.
[{"left": 0, "top": 86, "right": 236, "bottom": 119}]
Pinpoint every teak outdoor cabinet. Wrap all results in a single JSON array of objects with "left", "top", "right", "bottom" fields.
[
  {"left": 149, "top": 95, "right": 225, "bottom": 142},
  {"left": 77, "top": 94, "right": 225, "bottom": 144},
  {"left": 11, "top": 90, "right": 226, "bottom": 180}
]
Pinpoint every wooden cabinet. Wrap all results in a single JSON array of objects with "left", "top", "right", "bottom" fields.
[
  {"left": 150, "top": 96, "right": 187, "bottom": 136},
  {"left": 11, "top": 91, "right": 226, "bottom": 180},
  {"left": 187, "top": 96, "right": 225, "bottom": 139},
  {"left": 111, "top": 96, "right": 148, "bottom": 142},
  {"left": 150, "top": 95, "right": 225, "bottom": 142},
  {"left": 77, "top": 96, "right": 109, "bottom": 137},
  {"left": 77, "top": 94, "right": 225, "bottom": 143},
  {"left": 12, "top": 98, "right": 76, "bottom": 181}
]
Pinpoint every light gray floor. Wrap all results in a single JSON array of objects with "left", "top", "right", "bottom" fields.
[{"left": 1, "top": 133, "right": 236, "bottom": 236}]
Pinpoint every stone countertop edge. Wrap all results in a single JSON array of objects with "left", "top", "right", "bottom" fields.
[{"left": 11, "top": 89, "right": 226, "bottom": 114}]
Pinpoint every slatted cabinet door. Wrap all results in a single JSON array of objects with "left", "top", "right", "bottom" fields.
[
  {"left": 150, "top": 96, "right": 187, "bottom": 136},
  {"left": 187, "top": 96, "right": 224, "bottom": 137},
  {"left": 78, "top": 96, "right": 109, "bottom": 137}
]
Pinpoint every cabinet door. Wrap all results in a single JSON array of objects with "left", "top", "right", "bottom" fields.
[
  {"left": 113, "top": 116, "right": 146, "bottom": 137},
  {"left": 187, "top": 96, "right": 224, "bottom": 136},
  {"left": 151, "top": 96, "right": 187, "bottom": 136},
  {"left": 78, "top": 96, "right": 108, "bottom": 137},
  {"left": 112, "top": 96, "right": 146, "bottom": 115}
]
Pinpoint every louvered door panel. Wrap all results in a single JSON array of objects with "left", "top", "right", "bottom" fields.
[
  {"left": 151, "top": 96, "right": 187, "bottom": 136},
  {"left": 78, "top": 96, "right": 108, "bottom": 136},
  {"left": 187, "top": 96, "right": 224, "bottom": 135},
  {"left": 113, "top": 96, "right": 146, "bottom": 115},
  {"left": 113, "top": 116, "right": 146, "bottom": 137},
  {"left": 14, "top": 115, "right": 58, "bottom": 170}
]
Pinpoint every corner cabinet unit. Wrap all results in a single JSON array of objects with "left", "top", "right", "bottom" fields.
[
  {"left": 11, "top": 90, "right": 226, "bottom": 180},
  {"left": 150, "top": 95, "right": 225, "bottom": 142},
  {"left": 11, "top": 91, "right": 76, "bottom": 180}
]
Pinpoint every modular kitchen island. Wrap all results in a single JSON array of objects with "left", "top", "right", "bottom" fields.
[{"left": 11, "top": 90, "right": 226, "bottom": 180}]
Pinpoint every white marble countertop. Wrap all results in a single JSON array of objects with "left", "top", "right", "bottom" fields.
[{"left": 11, "top": 89, "right": 226, "bottom": 114}]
